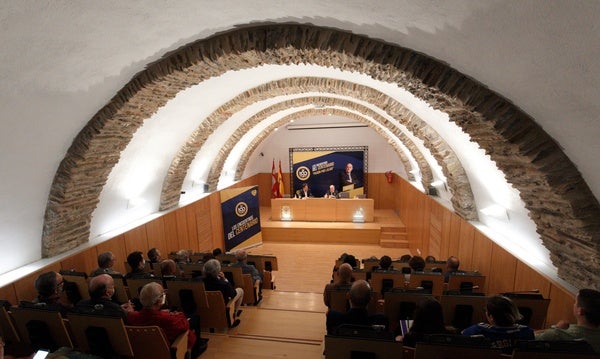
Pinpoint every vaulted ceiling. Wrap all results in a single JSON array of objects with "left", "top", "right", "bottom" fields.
[{"left": 1, "top": 2, "right": 598, "bottom": 290}]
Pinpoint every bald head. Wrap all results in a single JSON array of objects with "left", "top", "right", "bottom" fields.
[
  {"left": 338, "top": 263, "right": 353, "bottom": 282},
  {"left": 88, "top": 274, "right": 114, "bottom": 299},
  {"left": 447, "top": 256, "right": 460, "bottom": 271},
  {"left": 348, "top": 280, "right": 371, "bottom": 308}
]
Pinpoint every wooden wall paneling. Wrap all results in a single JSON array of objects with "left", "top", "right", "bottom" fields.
[
  {"left": 145, "top": 216, "right": 167, "bottom": 259},
  {"left": 163, "top": 211, "right": 182, "bottom": 255},
  {"left": 123, "top": 225, "right": 149, "bottom": 255},
  {"left": 174, "top": 207, "right": 190, "bottom": 252},
  {"left": 184, "top": 202, "right": 200, "bottom": 251},
  {"left": 14, "top": 263, "right": 61, "bottom": 302},
  {"left": 96, "top": 234, "right": 128, "bottom": 274},
  {"left": 546, "top": 284, "right": 576, "bottom": 328},
  {"left": 457, "top": 222, "right": 475, "bottom": 271},
  {"left": 258, "top": 173, "right": 272, "bottom": 207},
  {"left": 193, "top": 198, "right": 213, "bottom": 252},
  {"left": 419, "top": 198, "right": 431, "bottom": 256},
  {"left": 429, "top": 201, "right": 443, "bottom": 258},
  {"left": 445, "top": 212, "right": 462, "bottom": 259},
  {"left": 488, "top": 243, "right": 517, "bottom": 295},
  {"left": 209, "top": 193, "right": 225, "bottom": 252},
  {"left": 0, "top": 284, "right": 18, "bottom": 304},
  {"left": 471, "top": 231, "right": 493, "bottom": 294},
  {"left": 60, "top": 247, "right": 98, "bottom": 274},
  {"left": 514, "top": 260, "right": 551, "bottom": 297}
]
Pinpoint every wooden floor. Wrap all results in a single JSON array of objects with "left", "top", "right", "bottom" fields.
[{"left": 199, "top": 241, "right": 411, "bottom": 358}]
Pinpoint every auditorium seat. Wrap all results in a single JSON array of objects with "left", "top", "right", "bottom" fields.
[
  {"left": 67, "top": 312, "right": 133, "bottom": 358},
  {"left": 126, "top": 325, "right": 190, "bottom": 359},
  {"left": 198, "top": 291, "right": 235, "bottom": 332},
  {"left": 10, "top": 306, "right": 73, "bottom": 352},
  {"left": 162, "top": 278, "right": 209, "bottom": 317},
  {"left": 510, "top": 340, "right": 597, "bottom": 359},
  {"left": 407, "top": 272, "right": 445, "bottom": 296},
  {"left": 439, "top": 294, "right": 488, "bottom": 331},
  {"left": 383, "top": 290, "right": 433, "bottom": 333}
]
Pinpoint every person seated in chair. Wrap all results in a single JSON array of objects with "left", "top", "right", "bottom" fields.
[
  {"left": 233, "top": 249, "right": 263, "bottom": 286},
  {"left": 535, "top": 288, "right": 600, "bottom": 353},
  {"left": 147, "top": 248, "right": 162, "bottom": 265},
  {"left": 324, "top": 184, "right": 339, "bottom": 198},
  {"left": 444, "top": 256, "right": 464, "bottom": 283},
  {"left": 462, "top": 294, "right": 534, "bottom": 354},
  {"left": 295, "top": 183, "right": 312, "bottom": 198},
  {"left": 326, "top": 280, "right": 388, "bottom": 334},
  {"left": 324, "top": 263, "right": 354, "bottom": 308},
  {"left": 75, "top": 274, "right": 133, "bottom": 320},
  {"left": 203, "top": 259, "right": 243, "bottom": 328},
  {"left": 90, "top": 251, "right": 121, "bottom": 277},
  {"left": 125, "top": 251, "right": 153, "bottom": 279},
  {"left": 127, "top": 282, "right": 203, "bottom": 357},
  {"left": 28, "top": 271, "right": 73, "bottom": 316}
]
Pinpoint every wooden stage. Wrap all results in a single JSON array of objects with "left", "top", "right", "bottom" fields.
[{"left": 259, "top": 206, "right": 407, "bottom": 247}]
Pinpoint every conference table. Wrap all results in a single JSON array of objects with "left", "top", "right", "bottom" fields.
[{"left": 270, "top": 198, "right": 374, "bottom": 222}]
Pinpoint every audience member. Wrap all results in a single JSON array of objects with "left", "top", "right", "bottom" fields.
[
  {"left": 379, "top": 255, "right": 393, "bottom": 271},
  {"left": 444, "top": 255, "right": 463, "bottom": 283},
  {"left": 408, "top": 256, "right": 425, "bottom": 272},
  {"left": 125, "top": 251, "right": 152, "bottom": 279},
  {"left": 324, "top": 263, "right": 354, "bottom": 308},
  {"left": 339, "top": 253, "right": 358, "bottom": 269},
  {"left": 425, "top": 255, "right": 436, "bottom": 263},
  {"left": 203, "top": 259, "right": 243, "bottom": 327},
  {"left": 234, "top": 249, "right": 263, "bottom": 285},
  {"left": 160, "top": 259, "right": 180, "bottom": 278},
  {"left": 30, "top": 271, "right": 73, "bottom": 316},
  {"left": 535, "top": 288, "right": 600, "bottom": 353},
  {"left": 175, "top": 249, "right": 191, "bottom": 265},
  {"left": 399, "top": 254, "right": 412, "bottom": 263},
  {"left": 127, "top": 282, "right": 203, "bottom": 357},
  {"left": 147, "top": 248, "right": 162, "bottom": 264},
  {"left": 75, "top": 274, "right": 133, "bottom": 320},
  {"left": 326, "top": 280, "right": 388, "bottom": 334},
  {"left": 90, "top": 251, "right": 121, "bottom": 277},
  {"left": 462, "top": 294, "right": 534, "bottom": 354},
  {"left": 396, "top": 297, "right": 450, "bottom": 346},
  {"left": 212, "top": 248, "right": 223, "bottom": 257}
]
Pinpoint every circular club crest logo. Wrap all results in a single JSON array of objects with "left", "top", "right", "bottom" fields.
[
  {"left": 235, "top": 202, "right": 248, "bottom": 217},
  {"left": 295, "top": 166, "right": 311, "bottom": 181}
]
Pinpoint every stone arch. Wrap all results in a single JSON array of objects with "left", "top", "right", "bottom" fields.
[
  {"left": 160, "top": 77, "right": 473, "bottom": 218},
  {"left": 43, "top": 23, "right": 599, "bottom": 289}
]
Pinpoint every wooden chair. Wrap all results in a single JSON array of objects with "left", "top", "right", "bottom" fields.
[
  {"left": 446, "top": 272, "right": 486, "bottom": 295},
  {"left": 126, "top": 277, "right": 162, "bottom": 301},
  {"left": 501, "top": 293, "right": 550, "bottom": 329},
  {"left": 222, "top": 265, "right": 258, "bottom": 305},
  {"left": 60, "top": 270, "right": 90, "bottom": 302},
  {"left": 352, "top": 268, "right": 368, "bottom": 281},
  {"left": 216, "top": 253, "right": 237, "bottom": 265},
  {"left": 10, "top": 306, "right": 73, "bottom": 352},
  {"left": 126, "top": 325, "right": 189, "bottom": 359},
  {"left": 325, "top": 335, "right": 403, "bottom": 359},
  {"left": 370, "top": 270, "right": 406, "bottom": 300},
  {"left": 0, "top": 300, "right": 21, "bottom": 347},
  {"left": 110, "top": 274, "right": 130, "bottom": 304},
  {"left": 179, "top": 263, "right": 205, "bottom": 279},
  {"left": 67, "top": 312, "right": 133, "bottom": 358},
  {"left": 247, "top": 254, "right": 278, "bottom": 289},
  {"left": 198, "top": 291, "right": 235, "bottom": 332},
  {"left": 414, "top": 342, "right": 502, "bottom": 359},
  {"left": 439, "top": 294, "right": 488, "bottom": 331},
  {"left": 383, "top": 290, "right": 434, "bottom": 333},
  {"left": 362, "top": 258, "right": 380, "bottom": 272},
  {"left": 162, "top": 278, "right": 209, "bottom": 317},
  {"left": 327, "top": 287, "right": 351, "bottom": 313},
  {"left": 511, "top": 340, "right": 598, "bottom": 359},
  {"left": 407, "top": 272, "right": 445, "bottom": 296}
]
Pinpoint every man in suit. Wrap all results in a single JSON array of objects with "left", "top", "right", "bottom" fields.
[
  {"left": 90, "top": 251, "right": 121, "bottom": 277},
  {"left": 324, "top": 184, "right": 339, "bottom": 198},
  {"left": 339, "top": 162, "right": 361, "bottom": 189},
  {"left": 75, "top": 274, "right": 133, "bottom": 320},
  {"left": 295, "top": 183, "right": 312, "bottom": 198}
]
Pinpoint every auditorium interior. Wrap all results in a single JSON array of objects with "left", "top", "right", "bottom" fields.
[{"left": 0, "top": 2, "right": 598, "bottom": 358}]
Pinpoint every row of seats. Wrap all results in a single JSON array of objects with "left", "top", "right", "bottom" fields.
[
  {"left": 0, "top": 300, "right": 189, "bottom": 359},
  {"left": 325, "top": 332, "right": 598, "bottom": 359}
]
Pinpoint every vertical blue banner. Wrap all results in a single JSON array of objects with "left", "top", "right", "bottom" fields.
[{"left": 220, "top": 186, "right": 262, "bottom": 252}]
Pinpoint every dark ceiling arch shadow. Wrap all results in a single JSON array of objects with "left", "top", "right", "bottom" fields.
[
  {"left": 159, "top": 77, "right": 474, "bottom": 218},
  {"left": 43, "top": 23, "right": 599, "bottom": 289}
]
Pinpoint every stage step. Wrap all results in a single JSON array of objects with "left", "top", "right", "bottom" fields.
[{"left": 380, "top": 226, "right": 408, "bottom": 248}]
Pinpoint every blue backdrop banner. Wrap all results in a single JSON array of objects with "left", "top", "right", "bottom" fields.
[{"left": 220, "top": 186, "right": 262, "bottom": 252}]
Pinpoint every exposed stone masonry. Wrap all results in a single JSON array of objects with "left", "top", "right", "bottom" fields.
[{"left": 43, "top": 24, "right": 599, "bottom": 290}]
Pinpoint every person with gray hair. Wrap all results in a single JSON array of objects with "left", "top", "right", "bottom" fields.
[
  {"left": 324, "top": 263, "right": 353, "bottom": 308},
  {"left": 90, "top": 251, "right": 121, "bottom": 277},
  {"left": 127, "top": 282, "right": 200, "bottom": 355},
  {"left": 233, "top": 249, "right": 263, "bottom": 284},
  {"left": 203, "top": 259, "right": 243, "bottom": 328}
]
